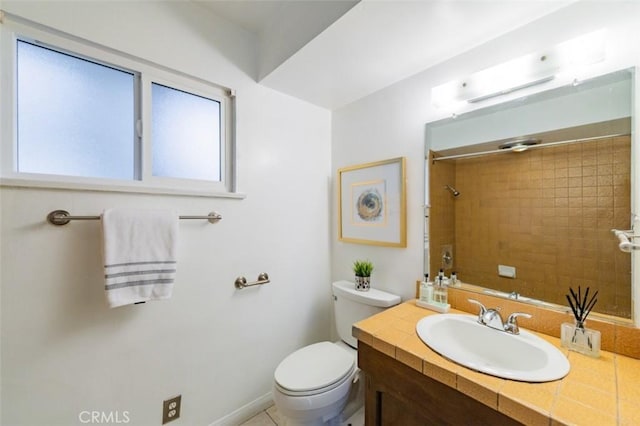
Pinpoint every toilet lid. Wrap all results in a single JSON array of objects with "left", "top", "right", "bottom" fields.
[{"left": 274, "top": 342, "right": 355, "bottom": 393}]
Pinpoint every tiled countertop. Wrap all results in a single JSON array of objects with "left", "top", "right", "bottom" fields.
[{"left": 353, "top": 300, "right": 640, "bottom": 426}]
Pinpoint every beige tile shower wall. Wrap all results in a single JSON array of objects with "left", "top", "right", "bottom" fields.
[
  {"left": 428, "top": 151, "right": 456, "bottom": 278},
  {"left": 453, "top": 136, "right": 631, "bottom": 318}
]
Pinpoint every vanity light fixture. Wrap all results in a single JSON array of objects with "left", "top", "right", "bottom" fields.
[{"left": 431, "top": 29, "right": 606, "bottom": 109}]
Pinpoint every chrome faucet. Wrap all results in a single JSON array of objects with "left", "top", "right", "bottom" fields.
[
  {"left": 469, "top": 299, "right": 504, "bottom": 330},
  {"left": 468, "top": 299, "right": 532, "bottom": 335},
  {"left": 504, "top": 312, "right": 532, "bottom": 335}
]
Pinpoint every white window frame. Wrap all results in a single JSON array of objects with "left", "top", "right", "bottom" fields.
[{"left": 0, "top": 13, "right": 241, "bottom": 198}]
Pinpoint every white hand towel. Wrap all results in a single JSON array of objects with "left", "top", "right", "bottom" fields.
[{"left": 101, "top": 208, "right": 178, "bottom": 308}]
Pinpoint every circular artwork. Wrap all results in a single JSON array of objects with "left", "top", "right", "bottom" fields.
[{"left": 356, "top": 189, "right": 383, "bottom": 221}]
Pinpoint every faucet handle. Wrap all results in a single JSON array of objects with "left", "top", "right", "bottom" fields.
[
  {"left": 468, "top": 299, "right": 487, "bottom": 324},
  {"left": 504, "top": 312, "right": 532, "bottom": 334}
]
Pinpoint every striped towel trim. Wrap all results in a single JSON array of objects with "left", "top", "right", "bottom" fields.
[
  {"left": 105, "top": 269, "right": 177, "bottom": 279},
  {"left": 106, "top": 278, "right": 175, "bottom": 290},
  {"left": 105, "top": 260, "right": 177, "bottom": 268},
  {"left": 104, "top": 261, "right": 176, "bottom": 291}
]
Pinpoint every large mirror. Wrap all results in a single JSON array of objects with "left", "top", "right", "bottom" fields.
[{"left": 425, "top": 67, "right": 635, "bottom": 321}]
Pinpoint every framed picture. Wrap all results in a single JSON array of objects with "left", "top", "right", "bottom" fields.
[{"left": 338, "top": 157, "right": 407, "bottom": 247}]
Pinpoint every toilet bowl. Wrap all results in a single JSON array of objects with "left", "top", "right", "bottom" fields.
[
  {"left": 273, "top": 341, "right": 357, "bottom": 425},
  {"left": 272, "top": 281, "right": 401, "bottom": 425}
]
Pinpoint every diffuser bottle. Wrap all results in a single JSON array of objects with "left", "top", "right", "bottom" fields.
[{"left": 562, "top": 286, "right": 601, "bottom": 358}]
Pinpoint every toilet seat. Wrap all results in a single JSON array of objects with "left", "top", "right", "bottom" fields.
[{"left": 274, "top": 342, "right": 356, "bottom": 396}]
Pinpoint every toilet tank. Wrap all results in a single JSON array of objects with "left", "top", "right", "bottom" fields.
[{"left": 332, "top": 280, "right": 401, "bottom": 348}]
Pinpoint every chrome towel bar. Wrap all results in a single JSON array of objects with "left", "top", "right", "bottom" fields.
[
  {"left": 235, "top": 273, "right": 270, "bottom": 289},
  {"left": 46, "top": 209, "right": 222, "bottom": 226}
]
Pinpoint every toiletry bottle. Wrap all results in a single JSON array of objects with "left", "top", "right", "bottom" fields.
[
  {"left": 441, "top": 280, "right": 448, "bottom": 305},
  {"left": 433, "top": 280, "right": 442, "bottom": 304},
  {"left": 419, "top": 274, "right": 429, "bottom": 302},
  {"left": 451, "top": 271, "right": 458, "bottom": 286},
  {"left": 420, "top": 274, "right": 434, "bottom": 303},
  {"left": 434, "top": 277, "right": 448, "bottom": 305}
]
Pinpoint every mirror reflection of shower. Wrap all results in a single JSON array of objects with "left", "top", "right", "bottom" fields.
[{"left": 445, "top": 185, "right": 460, "bottom": 197}]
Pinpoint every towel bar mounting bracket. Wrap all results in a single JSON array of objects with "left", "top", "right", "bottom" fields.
[{"left": 47, "top": 210, "right": 89, "bottom": 226}]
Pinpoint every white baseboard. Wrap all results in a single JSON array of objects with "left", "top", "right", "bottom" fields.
[{"left": 209, "top": 392, "right": 274, "bottom": 426}]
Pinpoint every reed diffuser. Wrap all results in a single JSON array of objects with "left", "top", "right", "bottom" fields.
[{"left": 561, "top": 286, "right": 600, "bottom": 358}]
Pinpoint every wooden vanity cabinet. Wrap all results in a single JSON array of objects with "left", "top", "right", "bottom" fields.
[{"left": 358, "top": 342, "right": 523, "bottom": 426}]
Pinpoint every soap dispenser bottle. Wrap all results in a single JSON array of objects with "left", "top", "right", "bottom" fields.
[
  {"left": 434, "top": 276, "right": 448, "bottom": 305},
  {"left": 419, "top": 274, "right": 433, "bottom": 303}
]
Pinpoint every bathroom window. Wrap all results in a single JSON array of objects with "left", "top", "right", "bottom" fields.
[
  {"left": 17, "top": 40, "right": 137, "bottom": 180},
  {"left": 1, "top": 19, "right": 237, "bottom": 197},
  {"left": 151, "top": 83, "right": 222, "bottom": 182}
]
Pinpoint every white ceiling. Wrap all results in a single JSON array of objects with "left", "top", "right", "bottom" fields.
[
  {"left": 196, "top": 0, "right": 342, "bottom": 34},
  {"left": 197, "top": 0, "right": 576, "bottom": 110}
]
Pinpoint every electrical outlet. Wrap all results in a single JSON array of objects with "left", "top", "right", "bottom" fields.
[
  {"left": 498, "top": 264, "right": 516, "bottom": 278},
  {"left": 162, "top": 395, "right": 181, "bottom": 424}
]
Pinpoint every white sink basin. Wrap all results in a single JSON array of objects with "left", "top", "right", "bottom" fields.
[{"left": 416, "top": 314, "right": 570, "bottom": 382}]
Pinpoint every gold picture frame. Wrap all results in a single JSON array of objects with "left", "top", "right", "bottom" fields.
[{"left": 338, "top": 157, "right": 407, "bottom": 247}]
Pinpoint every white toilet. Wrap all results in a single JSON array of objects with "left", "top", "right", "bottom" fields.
[{"left": 272, "top": 280, "right": 401, "bottom": 425}]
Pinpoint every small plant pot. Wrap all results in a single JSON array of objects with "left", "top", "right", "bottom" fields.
[{"left": 355, "top": 276, "right": 370, "bottom": 291}]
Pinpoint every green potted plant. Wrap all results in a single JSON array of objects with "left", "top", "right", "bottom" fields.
[{"left": 352, "top": 260, "right": 374, "bottom": 291}]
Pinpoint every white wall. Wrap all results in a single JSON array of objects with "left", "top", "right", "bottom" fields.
[
  {"left": 331, "top": 1, "right": 640, "bottom": 303},
  {"left": 258, "top": 1, "right": 358, "bottom": 80},
  {"left": 0, "top": 2, "right": 332, "bottom": 425}
]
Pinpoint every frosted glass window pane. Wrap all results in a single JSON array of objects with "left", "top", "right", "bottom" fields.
[
  {"left": 17, "top": 40, "right": 135, "bottom": 179},
  {"left": 152, "top": 83, "right": 221, "bottom": 181}
]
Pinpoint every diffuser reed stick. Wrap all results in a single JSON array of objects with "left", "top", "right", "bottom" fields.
[
  {"left": 566, "top": 286, "right": 598, "bottom": 328},
  {"left": 566, "top": 286, "right": 598, "bottom": 347}
]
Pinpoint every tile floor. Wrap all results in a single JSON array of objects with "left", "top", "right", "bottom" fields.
[
  {"left": 239, "top": 405, "right": 282, "bottom": 426},
  {"left": 239, "top": 405, "right": 365, "bottom": 426}
]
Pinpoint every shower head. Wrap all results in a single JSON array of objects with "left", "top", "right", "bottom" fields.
[{"left": 445, "top": 185, "right": 460, "bottom": 197}]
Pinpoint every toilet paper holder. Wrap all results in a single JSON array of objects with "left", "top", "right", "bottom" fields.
[{"left": 235, "top": 273, "right": 270, "bottom": 289}]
